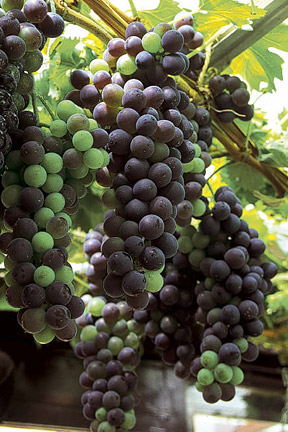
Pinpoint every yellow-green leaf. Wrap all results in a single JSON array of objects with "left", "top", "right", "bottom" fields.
[{"left": 139, "top": 0, "right": 183, "bottom": 29}]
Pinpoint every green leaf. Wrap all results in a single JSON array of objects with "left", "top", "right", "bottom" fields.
[
  {"left": 259, "top": 140, "right": 288, "bottom": 167},
  {"left": 229, "top": 23, "right": 288, "bottom": 92},
  {"left": 195, "top": 0, "right": 266, "bottom": 38},
  {"left": 72, "top": 191, "right": 105, "bottom": 233},
  {"left": 139, "top": 0, "right": 183, "bottom": 29}
]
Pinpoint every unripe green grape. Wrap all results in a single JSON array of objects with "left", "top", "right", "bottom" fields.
[
  {"left": 192, "top": 232, "right": 210, "bottom": 249},
  {"left": 188, "top": 249, "right": 205, "bottom": 270},
  {"left": 69, "top": 164, "right": 89, "bottom": 179},
  {"left": 87, "top": 297, "right": 106, "bottom": 316},
  {"left": 124, "top": 332, "right": 140, "bottom": 349},
  {"left": 46, "top": 216, "right": 69, "bottom": 239},
  {"left": 56, "top": 100, "right": 78, "bottom": 122},
  {"left": 197, "top": 368, "right": 214, "bottom": 386},
  {"left": 204, "top": 277, "right": 215, "bottom": 290},
  {"left": 41, "top": 153, "right": 63, "bottom": 174},
  {"left": 6, "top": 150, "right": 24, "bottom": 171},
  {"left": 192, "top": 199, "right": 206, "bottom": 217},
  {"left": 200, "top": 350, "right": 219, "bottom": 369},
  {"left": 12, "top": 93, "right": 25, "bottom": 112},
  {"left": 102, "top": 189, "right": 118, "bottom": 209},
  {"left": 142, "top": 32, "right": 162, "bottom": 53},
  {"left": 42, "top": 174, "right": 64, "bottom": 193},
  {"left": 4, "top": 256, "right": 15, "bottom": 271},
  {"left": 127, "top": 320, "right": 143, "bottom": 335},
  {"left": 90, "top": 59, "right": 109, "bottom": 74},
  {"left": 33, "top": 326, "right": 55, "bottom": 344},
  {"left": 67, "top": 113, "right": 90, "bottom": 134},
  {"left": 107, "top": 336, "right": 124, "bottom": 356},
  {"left": 191, "top": 157, "right": 205, "bottom": 174},
  {"left": 98, "top": 421, "right": 116, "bottom": 432},
  {"left": 1, "top": 0, "right": 24, "bottom": 11},
  {"left": 182, "top": 159, "right": 195, "bottom": 173},
  {"left": 83, "top": 148, "right": 104, "bottom": 169},
  {"left": 98, "top": 148, "right": 110, "bottom": 167},
  {"left": 149, "top": 142, "right": 169, "bottom": 163},
  {"left": 116, "top": 54, "right": 137, "bottom": 75},
  {"left": 233, "top": 338, "right": 248, "bottom": 353},
  {"left": 95, "top": 407, "right": 107, "bottom": 422},
  {"left": 178, "top": 236, "right": 193, "bottom": 253},
  {"left": 72, "top": 130, "right": 94, "bottom": 151},
  {"left": 81, "top": 325, "right": 98, "bottom": 342},
  {"left": 45, "top": 193, "right": 65, "bottom": 213},
  {"left": 214, "top": 363, "right": 233, "bottom": 383},
  {"left": 32, "top": 232, "right": 54, "bottom": 253},
  {"left": 230, "top": 366, "right": 244, "bottom": 385},
  {"left": 34, "top": 265, "right": 55, "bottom": 287},
  {"left": 112, "top": 319, "right": 129, "bottom": 338},
  {"left": 56, "top": 212, "right": 72, "bottom": 227},
  {"left": 120, "top": 412, "right": 136, "bottom": 429},
  {"left": 50, "top": 119, "right": 67, "bottom": 137},
  {"left": 102, "top": 83, "right": 124, "bottom": 108},
  {"left": 1, "top": 184, "right": 22, "bottom": 207},
  {"left": 193, "top": 143, "right": 201, "bottom": 157},
  {"left": 154, "top": 22, "right": 172, "bottom": 37},
  {"left": 24, "top": 50, "right": 43, "bottom": 73},
  {"left": 24, "top": 165, "right": 47, "bottom": 187},
  {"left": 34, "top": 207, "right": 55, "bottom": 229},
  {"left": 89, "top": 119, "right": 98, "bottom": 131},
  {"left": 195, "top": 381, "right": 204, "bottom": 392},
  {"left": 55, "top": 265, "right": 74, "bottom": 284},
  {"left": 145, "top": 271, "right": 163, "bottom": 292},
  {"left": 5, "top": 271, "right": 13, "bottom": 287}
]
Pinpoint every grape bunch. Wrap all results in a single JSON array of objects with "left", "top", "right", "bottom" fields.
[
  {"left": 75, "top": 296, "right": 143, "bottom": 432},
  {"left": 0, "top": 0, "right": 64, "bottom": 166},
  {"left": 209, "top": 74, "right": 254, "bottom": 123}
]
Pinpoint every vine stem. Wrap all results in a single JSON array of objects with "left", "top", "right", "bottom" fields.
[
  {"left": 37, "top": 122, "right": 50, "bottom": 128},
  {"left": 206, "top": 161, "right": 234, "bottom": 183},
  {"left": 210, "top": 105, "right": 246, "bottom": 118},
  {"left": 48, "top": 0, "right": 56, "bottom": 14},
  {"left": 206, "top": 179, "right": 215, "bottom": 203},
  {"left": 128, "top": 0, "right": 138, "bottom": 19},
  {"left": 55, "top": 0, "right": 113, "bottom": 44},
  {"left": 36, "top": 94, "right": 56, "bottom": 120},
  {"left": 30, "top": 91, "right": 39, "bottom": 124},
  {"left": 198, "top": 43, "right": 212, "bottom": 86}
]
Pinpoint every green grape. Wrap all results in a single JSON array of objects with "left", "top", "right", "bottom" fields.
[
  {"left": 145, "top": 271, "right": 164, "bottom": 293},
  {"left": 233, "top": 338, "right": 248, "bottom": 353},
  {"left": 95, "top": 407, "right": 107, "bottom": 422},
  {"left": 41, "top": 153, "right": 63, "bottom": 174},
  {"left": 120, "top": 413, "right": 136, "bottom": 430},
  {"left": 229, "top": 297, "right": 241, "bottom": 307},
  {"left": 55, "top": 265, "right": 74, "bottom": 284},
  {"left": 6, "top": 150, "right": 24, "bottom": 171},
  {"left": 116, "top": 54, "right": 137, "bottom": 75},
  {"left": 56, "top": 100, "right": 78, "bottom": 122},
  {"left": 192, "top": 199, "right": 206, "bottom": 217},
  {"left": 197, "top": 368, "right": 214, "bottom": 386},
  {"left": 67, "top": 282, "right": 75, "bottom": 295},
  {"left": 182, "top": 159, "right": 196, "bottom": 173},
  {"left": 56, "top": 212, "right": 72, "bottom": 228},
  {"left": 191, "top": 157, "right": 205, "bottom": 174},
  {"left": 69, "top": 164, "right": 89, "bottom": 179},
  {"left": 32, "top": 232, "right": 54, "bottom": 253},
  {"left": 192, "top": 232, "right": 210, "bottom": 249},
  {"left": 5, "top": 271, "right": 13, "bottom": 287},
  {"left": 149, "top": 142, "right": 169, "bottom": 163},
  {"left": 107, "top": 336, "right": 124, "bottom": 356},
  {"left": 112, "top": 319, "right": 129, "bottom": 338},
  {"left": 90, "top": 59, "right": 109, "bottom": 74},
  {"left": 24, "top": 165, "right": 47, "bottom": 188},
  {"left": 87, "top": 297, "right": 106, "bottom": 316},
  {"left": 83, "top": 148, "right": 104, "bottom": 170},
  {"left": 89, "top": 119, "right": 98, "bottom": 131},
  {"left": 82, "top": 171, "right": 94, "bottom": 187},
  {"left": 102, "top": 83, "right": 124, "bottom": 107},
  {"left": 81, "top": 325, "right": 98, "bottom": 342},
  {"left": 1, "top": 171, "right": 20, "bottom": 188},
  {"left": 154, "top": 22, "right": 172, "bottom": 37},
  {"left": 193, "top": 143, "right": 201, "bottom": 157},
  {"left": 67, "top": 113, "right": 90, "bottom": 135},
  {"left": 42, "top": 174, "right": 64, "bottom": 193},
  {"left": 34, "top": 207, "right": 55, "bottom": 228},
  {"left": 4, "top": 256, "right": 15, "bottom": 271},
  {"left": 179, "top": 225, "right": 197, "bottom": 237},
  {"left": 21, "top": 308, "right": 46, "bottom": 334},
  {"left": 230, "top": 366, "right": 244, "bottom": 385},
  {"left": 50, "top": 119, "right": 67, "bottom": 137},
  {"left": 102, "top": 189, "right": 118, "bottom": 209},
  {"left": 204, "top": 277, "right": 215, "bottom": 290},
  {"left": 214, "top": 363, "right": 233, "bottom": 384},
  {"left": 12, "top": 93, "right": 25, "bottom": 112},
  {"left": 46, "top": 216, "right": 69, "bottom": 239},
  {"left": 33, "top": 326, "right": 55, "bottom": 344},
  {"left": 2, "top": 0, "right": 24, "bottom": 12},
  {"left": 178, "top": 236, "right": 193, "bottom": 254},
  {"left": 142, "top": 32, "right": 162, "bottom": 53},
  {"left": 124, "top": 332, "right": 140, "bottom": 349},
  {"left": 24, "top": 50, "right": 43, "bottom": 73},
  {"left": 34, "top": 265, "right": 55, "bottom": 287},
  {"left": 98, "top": 421, "right": 116, "bottom": 432},
  {"left": 200, "top": 350, "right": 219, "bottom": 369},
  {"left": 98, "top": 148, "right": 110, "bottom": 167},
  {"left": 1, "top": 184, "right": 22, "bottom": 207},
  {"left": 44, "top": 193, "right": 65, "bottom": 213},
  {"left": 195, "top": 381, "right": 204, "bottom": 392},
  {"left": 72, "top": 130, "right": 94, "bottom": 151},
  {"left": 188, "top": 249, "right": 205, "bottom": 270},
  {"left": 127, "top": 320, "right": 143, "bottom": 335}
]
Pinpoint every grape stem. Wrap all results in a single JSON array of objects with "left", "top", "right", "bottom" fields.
[
  {"left": 206, "top": 160, "right": 234, "bottom": 183},
  {"left": 250, "top": 0, "right": 257, "bottom": 15},
  {"left": 36, "top": 93, "right": 56, "bottom": 121},
  {"left": 128, "top": 0, "right": 138, "bottom": 19},
  {"left": 48, "top": 0, "right": 56, "bottom": 14},
  {"left": 37, "top": 122, "right": 51, "bottom": 128},
  {"left": 198, "top": 43, "right": 212, "bottom": 86},
  {"left": 205, "top": 179, "right": 215, "bottom": 202},
  {"left": 30, "top": 91, "right": 39, "bottom": 124},
  {"left": 210, "top": 105, "right": 246, "bottom": 118}
]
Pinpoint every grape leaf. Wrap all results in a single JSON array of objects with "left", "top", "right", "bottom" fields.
[
  {"left": 229, "top": 23, "right": 288, "bottom": 92},
  {"left": 195, "top": 0, "right": 266, "bottom": 38},
  {"left": 259, "top": 140, "right": 288, "bottom": 167},
  {"left": 139, "top": 0, "right": 183, "bottom": 29}
]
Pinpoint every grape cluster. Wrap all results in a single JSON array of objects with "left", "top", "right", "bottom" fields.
[
  {"left": 209, "top": 74, "right": 254, "bottom": 123},
  {"left": 75, "top": 297, "right": 143, "bottom": 432},
  {"left": 0, "top": 0, "right": 64, "bottom": 165}
]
